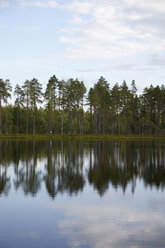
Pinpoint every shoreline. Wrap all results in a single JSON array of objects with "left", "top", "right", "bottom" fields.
[{"left": 0, "top": 134, "right": 165, "bottom": 140}]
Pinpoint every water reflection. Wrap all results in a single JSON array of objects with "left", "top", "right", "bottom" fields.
[
  {"left": 0, "top": 141, "right": 11, "bottom": 195},
  {"left": 55, "top": 202, "right": 165, "bottom": 248},
  {"left": 0, "top": 140, "right": 165, "bottom": 197},
  {"left": 44, "top": 141, "right": 85, "bottom": 198}
]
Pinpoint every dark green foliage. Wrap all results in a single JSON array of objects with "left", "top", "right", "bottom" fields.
[{"left": 0, "top": 76, "right": 164, "bottom": 135}]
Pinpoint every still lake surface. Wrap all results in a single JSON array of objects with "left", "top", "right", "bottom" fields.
[{"left": 0, "top": 140, "right": 165, "bottom": 248}]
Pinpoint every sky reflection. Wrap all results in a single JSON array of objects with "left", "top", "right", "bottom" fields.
[
  {"left": 0, "top": 140, "right": 165, "bottom": 248},
  {"left": 55, "top": 199, "right": 165, "bottom": 248}
]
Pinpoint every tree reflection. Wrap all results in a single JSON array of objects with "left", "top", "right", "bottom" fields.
[
  {"left": 13, "top": 141, "right": 42, "bottom": 196},
  {"left": 0, "top": 140, "right": 165, "bottom": 197},
  {"left": 87, "top": 141, "right": 165, "bottom": 195},
  {"left": 44, "top": 141, "right": 85, "bottom": 199},
  {"left": 44, "top": 140, "right": 58, "bottom": 198},
  {"left": 0, "top": 141, "right": 11, "bottom": 196}
]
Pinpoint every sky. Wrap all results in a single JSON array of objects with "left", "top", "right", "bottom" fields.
[{"left": 0, "top": 0, "right": 165, "bottom": 93}]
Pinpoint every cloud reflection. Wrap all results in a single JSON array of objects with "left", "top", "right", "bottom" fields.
[{"left": 56, "top": 203, "right": 165, "bottom": 248}]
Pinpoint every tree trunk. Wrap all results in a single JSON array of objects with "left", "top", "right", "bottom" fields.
[
  {"left": 26, "top": 97, "right": 29, "bottom": 135},
  {"left": 5, "top": 103, "right": 8, "bottom": 135},
  {"left": 74, "top": 112, "right": 76, "bottom": 135},
  {"left": 54, "top": 118, "right": 56, "bottom": 135},
  {"left": 102, "top": 113, "right": 105, "bottom": 135},
  {"left": 98, "top": 114, "right": 101, "bottom": 135},
  {"left": 26, "top": 113, "right": 29, "bottom": 135},
  {"left": 33, "top": 111, "right": 36, "bottom": 136},
  {"left": 90, "top": 106, "right": 93, "bottom": 134},
  {"left": 68, "top": 112, "right": 71, "bottom": 135},
  {"left": 61, "top": 110, "right": 64, "bottom": 135},
  {"left": 81, "top": 111, "right": 84, "bottom": 135},
  {"left": 77, "top": 111, "right": 80, "bottom": 134},
  {"left": 16, "top": 109, "right": 19, "bottom": 135},
  {"left": 94, "top": 112, "right": 97, "bottom": 134},
  {"left": 0, "top": 98, "right": 2, "bottom": 135}
]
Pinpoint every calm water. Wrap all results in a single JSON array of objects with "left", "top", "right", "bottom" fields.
[{"left": 0, "top": 140, "right": 165, "bottom": 248}]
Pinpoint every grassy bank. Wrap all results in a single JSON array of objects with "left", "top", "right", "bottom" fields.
[{"left": 0, "top": 134, "right": 165, "bottom": 140}]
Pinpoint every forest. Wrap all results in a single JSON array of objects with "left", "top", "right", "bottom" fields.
[{"left": 0, "top": 75, "right": 165, "bottom": 135}]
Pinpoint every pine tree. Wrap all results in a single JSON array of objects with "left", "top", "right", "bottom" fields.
[
  {"left": 3, "top": 79, "right": 12, "bottom": 135},
  {"left": 0, "top": 79, "right": 5, "bottom": 135},
  {"left": 30, "top": 78, "right": 43, "bottom": 136},
  {"left": 45, "top": 75, "right": 58, "bottom": 134},
  {"left": 14, "top": 84, "right": 24, "bottom": 134},
  {"left": 22, "top": 80, "right": 31, "bottom": 135}
]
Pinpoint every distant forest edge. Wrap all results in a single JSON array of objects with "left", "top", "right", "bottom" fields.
[{"left": 0, "top": 75, "right": 165, "bottom": 136}]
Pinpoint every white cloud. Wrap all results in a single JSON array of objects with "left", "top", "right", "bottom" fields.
[
  {"left": 125, "top": 0, "right": 165, "bottom": 13},
  {"left": 18, "top": 0, "right": 58, "bottom": 8},
  {"left": 55, "top": 203, "right": 165, "bottom": 248},
  {"left": 69, "top": 16, "right": 85, "bottom": 25},
  {"left": 62, "top": 1, "right": 93, "bottom": 14},
  {"left": 75, "top": 64, "right": 136, "bottom": 72},
  {"left": 149, "top": 54, "right": 165, "bottom": 67},
  {"left": 58, "top": 0, "right": 165, "bottom": 60},
  {"left": 0, "top": 0, "right": 10, "bottom": 8},
  {"left": 16, "top": 0, "right": 165, "bottom": 63}
]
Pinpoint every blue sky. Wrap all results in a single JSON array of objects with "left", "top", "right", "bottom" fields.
[{"left": 0, "top": 0, "right": 165, "bottom": 93}]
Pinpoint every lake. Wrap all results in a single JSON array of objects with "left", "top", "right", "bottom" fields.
[{"left": 0, "top": 140, "right": 165, "bottom": 248}]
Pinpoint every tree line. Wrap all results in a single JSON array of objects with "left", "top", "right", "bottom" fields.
[{"left": 0, "top": 75, "right": 165, "bottom": 135}]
